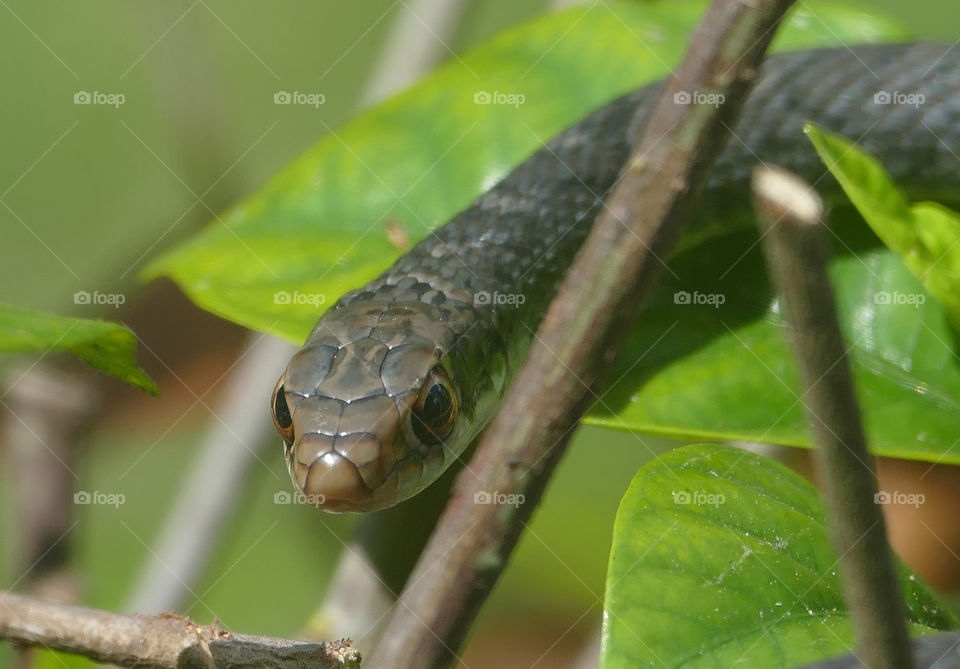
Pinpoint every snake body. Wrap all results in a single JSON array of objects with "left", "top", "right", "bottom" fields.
[{"left": 271, "top": 44, "right": 960, "bottom": 512}]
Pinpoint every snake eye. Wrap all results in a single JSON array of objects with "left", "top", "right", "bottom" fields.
[
  {"left": 271, "top": 376, "right": 294, "bottom": 445},
  {"left": 411, "top": 368, "right": 457, "bottom": 446}
]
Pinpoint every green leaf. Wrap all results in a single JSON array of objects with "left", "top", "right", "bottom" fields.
[
  {"left": 585, "top": 217, "right": 960, "bottom": 464},
  {"left": 144, "top": 1, "right": 909, "bottom": 342},
  {"left": 0, "top": 303, "right": 158, "bottom": 395},
  {"left": 601, "top": 444, "right": 956, "bottom": 669},
  {"left": 805, "top": 123, "right": 960, "bottom": 325}
]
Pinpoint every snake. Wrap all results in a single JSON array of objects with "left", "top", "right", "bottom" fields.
[{"left": 270, "top": 43, "right": 960, "bottom": 512}]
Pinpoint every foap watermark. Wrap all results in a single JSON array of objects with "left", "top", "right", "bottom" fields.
[
  {"left": 274, "top": 290, "right": 326, "bottom": 307},
  {"left": 673, "top": 290, "right": 725, "bottom": 308},
  {"left": 473, "top": 91, "right": 525, "bottom": 108},
  {"left": 474, "top": 290, "right": 525, "bottom": 308},
  {"left": 874, "top": 291, "right": 925, "bottom": 307},
  {"left": 74, "top": 91, "right": 125, "bottom": 108},
  {"left": 673, "top": 90, "right": 724, "bottom": 107},
  {"left": 74, "top": 290, "right": 125, "bottom": 308},
  {"left": 874, "top": 490, "right": 925, "bottom": 508},
  {"left": 473, "top": 490, "right": 525, "bottom": 508},
  {"left": 74, "top": 490, "right": 126, "bottom": 508},
  {"left": 873, "top": 90, "right": 925, "bottom": 108},
  {"left": 273, "top": 491, "right": 326, "bottom": 505},
  {"left": 672, "top": 489, "right": 725, "bottom": 507},
  {"left": 274, "top": 91, "right": 326, "bottom": 108}
]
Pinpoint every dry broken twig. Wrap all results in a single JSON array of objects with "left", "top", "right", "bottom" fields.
[{"left": 0, "top": 590, "right": 360, "bottom": 669}]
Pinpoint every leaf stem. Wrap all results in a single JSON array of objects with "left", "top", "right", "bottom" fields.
[{"left": 753, "top": 165, "right": 915, "bottom": 669}]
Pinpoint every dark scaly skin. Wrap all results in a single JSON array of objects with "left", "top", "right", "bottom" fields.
[{"left": 273, "top": 44, "right": 960, "bottom": 512}]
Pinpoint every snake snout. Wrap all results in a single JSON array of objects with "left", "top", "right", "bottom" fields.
[
  {"left": 291, "top": 442, "right": 377, "bottom": 512},
  {"left": 278, "top": 300, "right": 459, "bottom": 511},
  {"left": 286, "top": 393, "right": 418, "bottom": 512}
]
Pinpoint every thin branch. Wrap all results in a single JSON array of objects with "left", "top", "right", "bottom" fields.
[
  {"left": 753, "top": 166, "right": 914, "bottom": 669},
  {"left": 0, "top": 590, "right": 359, "bottom": 669},
  {"left": 367, "top": 0, "right": 799, "bottom": 666},
  {"left": 3, "top": 364, "right": 95, "bottom": 591},
  {"left": 358, "top": 0, "right": 469, "bottom": 107}
]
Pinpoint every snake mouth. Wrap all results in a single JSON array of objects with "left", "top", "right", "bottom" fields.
[
  {"left": 286, "top": 427, "right": 454, "bottom": 512},
  {"left": 287, "top": 436, "right": 450, "bottom": 512},
  {"left": 286, "top": 429, "right": 396, "bottom": 512},
  {"left": 288, "top": 446, "right": 378, "bottom": 512},
  {"left": 284, "top": 389, "right": 435, "bottom": 512}
]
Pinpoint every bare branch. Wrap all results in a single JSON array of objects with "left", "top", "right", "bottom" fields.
[
  {"left": 753, "top": 165, "right": 914, "bottom": 669},
  {"left": 367, "top": 1, "right": 799, "bottom": 666},
  {"left": 3, "top": 364, "right": 95, "bottom": 591},
  {"left": 0, "top": 590, "right": 359, "bottom": 669}
]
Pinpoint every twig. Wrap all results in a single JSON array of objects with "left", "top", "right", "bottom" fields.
[
  {"left": 3, "top": 365, "right": 96, "bottom": 669},
  {"left": 0, "top": 590, "right": 359, "bottom": 669},
  {"left": 358, "top": 0, "right": 468, "bottom": 107},
  {"left": 367, "top": 1, "right": 798, "bottom": 666},
  {"left": 3, "top": 364, "right": 95, "bottom": 590},
  {"left": 753, "top": 166, "right": 914, "bottom": 669}
]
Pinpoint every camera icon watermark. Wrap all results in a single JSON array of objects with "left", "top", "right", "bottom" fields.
[
  {"left": 873, "top": 291, "right": 925, "bottom": 307},
  {"left": 73, "top": 290, "right": 126, "bottom": 308},
  {"left": 273, "top": 490, "right": 326, "bottom": 505},
  {"left": 673, "top": 90, "right": 724, "bottom": 107},
  {"left": 874, "top": 490, "right": 925, "bottom": 508},
  {"left": 473, "top": 490, "right": 525, "bottom": 507},
  {"left": 473, "top": 90, "right": 525, "bottom": 108},
  {"left": 672, "top": 489, "right": 725, "bottom": 507},
  {"left": 274, "top": 291, "right": 325, "bottom": 307},
  {"left": 274, "top": 91, "right": 325, "bottom": 108},
  {"left": 873, "top": 90, "right": 925, "bottom": 108},
  {"left": 473, "top": 291, "right": 525, "bottom": 308},
  {"left": 673, "top": 290, "right": 725, "bottom": 308},
  {"left": 74, "top": 91, "right": 125, "bottom": 108},
  {"left": 74, "top": 490, "right": 126, "bottom": 508}
]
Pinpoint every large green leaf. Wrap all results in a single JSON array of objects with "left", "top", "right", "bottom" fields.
[
  {"left": 601, "top": 444, "right": 956, "bottom": 669},
  {"left": 0, "top": 303, "right": 158, "bottom": 395},
  {"left": 144, "top": 1, "right": 908, "bottom": 341},
  {"left": 805, "top": 123, "right": 960, "bottom": 325},
  {"left": 586, "top": 214, "right": 960, "bottom": 464}
]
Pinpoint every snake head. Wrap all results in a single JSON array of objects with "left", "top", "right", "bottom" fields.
[{"left": 271, "top": 295, "right": 473, "bottom": 512}]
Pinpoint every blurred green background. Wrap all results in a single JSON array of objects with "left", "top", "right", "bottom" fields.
[{"left": 1, "top": 1, "right": 958, "bottom": 667}]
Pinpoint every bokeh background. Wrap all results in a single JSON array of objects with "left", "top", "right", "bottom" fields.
[{"left": 1, "top": 1, "right": 959, "bottom": 667}]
